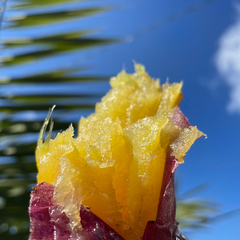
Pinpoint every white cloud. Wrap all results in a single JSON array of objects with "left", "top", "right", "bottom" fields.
[{"left": 215, "top": 4, "right": 240, "bottom": 113}]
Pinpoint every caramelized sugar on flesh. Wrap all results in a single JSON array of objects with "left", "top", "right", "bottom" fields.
[{"left": 36, "top": 64, "right": 202, "bottom": 240}]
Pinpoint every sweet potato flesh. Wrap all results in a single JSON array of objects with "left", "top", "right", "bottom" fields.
[{"left": 36, "top": 64, "right": 202, "bottom": 239}]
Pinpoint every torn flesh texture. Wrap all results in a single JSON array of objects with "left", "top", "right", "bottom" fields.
[{"left": 29, "top": 107, "right": 199, "bottom": 240}]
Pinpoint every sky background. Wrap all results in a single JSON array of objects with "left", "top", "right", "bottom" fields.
[{"left": 1, "top": 0, "right": 240, "bottom": 239}]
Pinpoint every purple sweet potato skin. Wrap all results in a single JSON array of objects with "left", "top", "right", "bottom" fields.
[
  {"left": 29, "top": 182, "right": 124, "bottom": 240},
  {"left": 80, "top": 206, "right": 124, "bottom": 240},
  {"left": 29, "top": 182, "right": 55, "bottom": 240},
  {"left": 170, "top": 108, "right": 191, "bottom": 130}
]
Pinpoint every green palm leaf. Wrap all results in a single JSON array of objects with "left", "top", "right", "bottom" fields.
[
  {"left": 177, "top": 199, "right": 217, "bottom": 229},
  {"left": 6, "top": 7, "right": 109, "bottom": 28},
  {"left": 176, "top": 184, "right": 218, "bottom": 231}
]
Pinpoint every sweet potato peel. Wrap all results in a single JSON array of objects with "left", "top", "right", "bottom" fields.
[{"left": 29, "top": 182, "right": 124, "bottom": 240}]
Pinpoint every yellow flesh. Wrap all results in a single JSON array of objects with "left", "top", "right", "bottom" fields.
[{"left": 36, "top": 64, "right": 202, "bottom": 239}]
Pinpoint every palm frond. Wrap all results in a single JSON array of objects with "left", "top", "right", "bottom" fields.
[
  {"left": 176, "top": 183, "right": 218, "bottom": 231},
  {"left": 176, "top": 199, "right": 218, "bottom": 229}
]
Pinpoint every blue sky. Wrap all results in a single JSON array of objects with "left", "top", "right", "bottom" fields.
[{"left": 1, "top": 0, "right": 240, "bottom": 239}]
